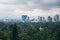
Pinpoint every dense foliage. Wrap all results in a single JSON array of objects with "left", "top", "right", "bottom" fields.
[{"left": 0, "top": 22, "right": 60, "bottom": 40}]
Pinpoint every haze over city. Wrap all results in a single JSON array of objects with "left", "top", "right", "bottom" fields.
[
  {"left": 0, "top": 0, "right": 60, "bottom": 40},
  {"left": 0, "top": 0, "right": 60, "bottom": 19}
]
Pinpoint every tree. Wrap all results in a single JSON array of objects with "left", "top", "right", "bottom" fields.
[
  {"left": 18, "top": 33, "right": 31, "bottom": 40},
  {"left": 0, "top": 29, "right": 8, "bottom": 40},
  {"left": 10, "top": 23, "right": 19, "bottom": 40}
]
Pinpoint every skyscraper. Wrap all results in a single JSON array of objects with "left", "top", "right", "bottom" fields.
[
  {"left": 22, "top": 15, "right": 27, "bottom": 22},
  {"left": 38, "top": 16, "right": 45, "bottom": 22},
  {"left": 47, "top": 16, "right": 52, "bottom": 22},
  {"left": 26, "top": 16, "right": 30, "bottom": 22},
  {"left": 22, "top": 15, "right": 30, "bottom": 22},
  {"left": 54, "top": 14, "right": 59, "bottom": 22}
]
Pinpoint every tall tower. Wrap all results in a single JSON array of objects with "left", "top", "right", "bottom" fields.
[
  {"left": 22, "top": 15, "right": 30, "bottom": 22},
  {"left": 47, "top": 16, "right": 52, "bottom": 22},
  {"left": 38, "top": 16, "right": 43, "bottom": 22},
  {"left": 38, "top": 16, "right": 45, "bottom": 22},
  {"left": 54, "top": 14, "right": 59, "bottom": 22},
  {"left": 22, "top": 15, "right": 27, "bottom": 22}
]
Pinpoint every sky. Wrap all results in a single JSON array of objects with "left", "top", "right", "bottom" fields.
[{"left": 0, "top": 0, "right": 60, "bottom": 19}]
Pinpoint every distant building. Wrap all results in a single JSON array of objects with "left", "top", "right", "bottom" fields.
[
  {"left": 30, "top": 18, "right": 38, "bottom": 22},
  {"left": 43, "top": 17, "right": 45, "bottom": 22},
  {"left": 26, "top": 16, "right": 30, "bottom": 22},
  {"left": 22, "top": 15, "right": 30, "bottom": 22},
  {"left": 38, "top": 16, "right": 45, "bottom": 22},
  {"left": 22, "top": 15, "right": 27, "bottom": 22},
  {"left": 38, "top": 17, "right": 43, "bottom": 22},
  {"left": 54, "top": 14, "right": 59, "bottom": 22},
  {"left": 47, "top": 16, "right": 52, "bottom": 22}
]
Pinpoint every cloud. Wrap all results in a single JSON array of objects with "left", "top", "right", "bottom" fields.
[
  {"left": 14, "top": 8, "right": 60, "bottom": 16},
  {"left": 0, "top": 0, "right": 60, "bottom": 19},
  {"left": 0, "top": 0, "right": 60, "bottom": 9},
  {"left": 0, "top": 0, "right": 28, "bottom": 4},
  {"left": 0, "top": 4, "right": 16, "bottom": 12}
]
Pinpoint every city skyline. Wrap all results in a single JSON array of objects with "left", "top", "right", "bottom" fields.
[
  {"left": 0, "top": 0, "right": 60, "bottom": 19},
  {"left": 0, "top": 14, "right": 59, "bottom": 22}
]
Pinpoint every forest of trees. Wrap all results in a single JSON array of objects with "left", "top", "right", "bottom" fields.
[{"left": 0, "top": 22, "right": 60, "bottom": 40}]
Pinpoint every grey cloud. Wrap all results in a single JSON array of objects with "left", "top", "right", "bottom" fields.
[
  {"left": 23, "top": 0, "right": 60, "bottom": 10},
  {"left": 30, "top": 0, "right": 60, "bottom": 9},
  {"left": 0, "top": 0, "right": 60, "bottom": 10},
  {"left": 0, "top": 0, "right": 28, "bottom": 4},
  {"left": 41, "top": 0, "right": 60, "bottom": 9},
  {"left": 0, "top": 0, "right": 60, "bottom": 19}
]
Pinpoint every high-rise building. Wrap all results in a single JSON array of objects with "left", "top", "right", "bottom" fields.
[
  {"left": 26, "top": 16, "right": 30, "bottom": 22},
  {"left": 54, "top": 14, "right": 59, "bottom": 22},
  {"left": 38, "top": 16, "right": 45, "bottom": 22},
  {"left": 47, "top": 16, "right": 52, "bottom": 22},
  {"left": 22, "top": 15, "right": 30, "bottom": 22},
  {"left": 22, "top": 15, "right": 27, "bottom": 22},
  {"left": 43, "top": 17, "right": 45, "bottom": 22}
]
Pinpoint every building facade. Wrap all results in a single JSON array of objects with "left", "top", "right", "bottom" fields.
[
  {"left": 22, "top": 15, "right": 27, "bottom": 22},
  {"left": 54, "top": 14, "right": 59, "bottom": 22},
  {"left": 47, "top": 16, "right": 52, "bottom": 22},
  {"left": 22, "top": 15, "right": 30, "bottom": 22},
  {"left": 38, "top": 16, "right": 45, "bottom": 22}
]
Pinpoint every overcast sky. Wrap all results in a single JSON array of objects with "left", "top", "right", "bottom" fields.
[{"left": 0, "top": 0, "right": 60, "bottom": 19}]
